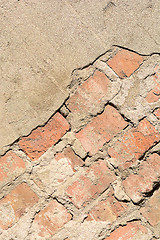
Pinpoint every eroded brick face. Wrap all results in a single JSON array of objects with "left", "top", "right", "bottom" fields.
[
  {"left": 0, "top": 183, "right": 38, "bottom": 230},
  {"left": 86, "top": 191, "right": 127, "bottom": 223},
  {"left": 0, "top": 151, "right": 26, "bottom": 189},
  {"left": 108, "top": 119, "right": 160, "bottom": 169},
  {"left": 122, "top": 153, "right": 160, "bottom": 203},
  {"left": 76, "top": 105, "right": 128, "bottom": 155},
  {"left": 18, "top": 113, "right": 70, "bottom": 161},
  {"left": 67, "top": 70, "right": 110, "bottom": 113},
  {"left": 66, "top": 160, "right": 116, "bottom": 208},
  {"left": 104, "top": 222, "right": 151, "bottom": 240},
  {"left": 33, "top": 200, "right": 72, "bottom": 237},
  {"left": 107, "top": 49, "right": 143, "bottom": 78}
]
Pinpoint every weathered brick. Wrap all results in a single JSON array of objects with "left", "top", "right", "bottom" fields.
[
  {"left": 0, "top": 183, "right": 38, "bottom": 230},
  {"left": 18, "top": 113, "right": 70, "bottom": 161},
  {"left": 67, "top": 70, "right": 110, "bottom": 113},
  {"left": 66, "top": 160, "right": 116, "bottom": 208},
  {"left": 86, "top": 191, "right": 127, "bottom": 223},
  {"left": 0, "top": 151, "right": 26, "bottom": 189},
  {"left": 76, "top": 105, "right": 128, "bottom": 155},
  {"left": 33, "top": 147, "right": 84, "bottom": 193},
  {"left": 108, "top": 119, "right": 160, "bottom": 169},
  {"left": 122, "top": 153, "right": 160, "bottom": 203},
  {"left": 107, "top": 49, "right": 143, "bottom": 78},
  {"left": 154, "top": 108, "right": 160, "bottom": 119},
  {"left": 141, "top": 189, "right": 160, "bottom": 226},
  {"left": 33, "top": 200, "right": 72, "bottom": 237},
  {"left": 104, "top": 222, "right": 151, "bottom": 240}
]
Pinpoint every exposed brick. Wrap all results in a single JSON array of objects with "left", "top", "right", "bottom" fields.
[
  {"left": 104, "top": 222, "right": 150, "bottom": 240},
  {"left": 86, "top": 191, "right": 127, "bottom": 223},
  {"left": 0, "top": 183, "right": 38, "bottom": 230},
  {"left": 18, "top": 113, "right": 70, "bottom": 161},
  {"left": 108, "top": 119, "right": 160, "bottom": 170},
  {"left": 55, "top": 147, "right": 84, "bottom": 172},
  {"left": 154, "top": 108, "right": 160, "bottom": 119},
  {"left": 107, "top": 49, "right": 143, "bottom": 78},
  {"left": 141, "top": 189, "right": 160, "bottom": 226},
  {"left": 76, "top": 105, "right": 128, "bottom": 155},
  {"left": 0, "top": 151, "right": 26, "bottom": 189},
  {"left": 33, "top": 200, "right": 72, "bottom": 237},
  {"left": 66, "top": 160, "right": 116, "bottom": 208},
  {"left": 67, "top": 70, "right": 110, "bottom": 113},
  {"left": 122, "top": 153, "right": 160, "bottom": 203},
  {"left": 32, "top": 147, "right": 84, "bottom": 193}
]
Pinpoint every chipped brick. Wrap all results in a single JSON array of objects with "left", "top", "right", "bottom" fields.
[
  {"left": 86, "top": 191, "right": 127, "bottom": 223},
  {"left": 18, "top": 113, "right": 70, "bottom": 161},
  {"left": 76, "top": 105, "right": 128, "bottom": 155},
  {"left": 33, "top": 200, "right": 72, "bottom": 237},
  {"left": 122, "top": 153, "right": 160, "bottom": 203},
  {"left": 66, "top": 160, "right": 116, "bottom": 208},
  {"left": 107, "top": 49, "right": 143, "bottom": 78},
  {"left": 108, "top": 119, "right": 160, "bottom": 169},
  {"left": 0, "top": 183, "right": 38, "bottom": 230},
  {"left": 67, "top": 70, "right": 110, "bottom": 113},
  {"left": 0, "top": 151, "right": 26, "bottom": 189}
]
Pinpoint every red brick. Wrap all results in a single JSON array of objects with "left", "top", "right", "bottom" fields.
[
  {"left": 18, "top": 113, "right": 70, "bottom": 161},
  {"left": 154, "top": 108, "right": 160, "bottom": 119},
  {"left": 33, "top": 200, "right": 72, "bottom": 237},
  {"left": 107, "top": 49, "right": 143, "bottom": 78},
  {"left": 0, "top": 183, "right": 38, "bottom": 230},
  {"left": 67, "top": 70, "right": 110, "bottom": 113},
  {"left": 55, "top": 147, "right": 84, "bottom": 172},
  {"left": 122, "top": 153, "right": 160, "bottom": 203},
  {"left": 76, "top": 105, "right": 128, "bottom": 155},
  {"left": 66, "top": 160, "right": 116, "bottom": 208},
  {"left": 86, "top": 191, "right": 127, "bottom": 223},
  {"left": 108, "top": 119, "right": 160, "bottom": 170},
  {"left": 104, "top": 222, "right": 149, "bottom": 240},
  {"left": 141, "top": 189, "right": 160, "bottom": 226},
  {"left": 0, "top": 151, "right": 26, "bottom": 188}
]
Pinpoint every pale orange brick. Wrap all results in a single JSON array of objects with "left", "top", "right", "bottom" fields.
[
  {"left": 33, "top": 200, "right": 72, "bottom": 237},
  {"left": 154, "top": 108, "right": 160, "bottom": 119},
  {"left": 0, "top": 183, "right": 38, "bottom": 230},
  {"left": 0, "top": 151, "right": 26, "bottom": 188},
  {"left": 108, "top": 119, "right": 160, "bottom": 169},
  {"left": 67, "top": 70, "right": 110, "bottom": 113},
  {"left": 105, "top": 222, "right": 150, "bottom": 240},
  {"left": 66, "top": 160, "right": 116, "bottom": 208},
  {"left": 18, "top": 113, "right": 70, "bottom": 161},
  {"left": 55, "top": 147, "right": 84, "bottom": 172},
  {"left": 141, "top": 188, "right": 160, "bottom": 226},
  {"left": 86, "top": 191, "right": 127, "bottom": 223},
  {"left": 122, "top": 153, "right": 160, "bottom": 203},
  {"left": 107, "top": 49, "right": 143, "bottom": 78},
  {"left": 76, "top": 105, "right": 128, "bottom": 155}
]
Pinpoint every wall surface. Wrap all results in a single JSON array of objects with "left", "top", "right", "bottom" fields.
[{"left": 0, "top": 0, "right": 160, "bottom": 154}]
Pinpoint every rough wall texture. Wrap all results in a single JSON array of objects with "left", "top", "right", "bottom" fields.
[
  {"left": 0, "top": 47, "right": 159, "bottom": 240},
  {"left": 0, "top": 0, "right": 160, "bottom": 155}
]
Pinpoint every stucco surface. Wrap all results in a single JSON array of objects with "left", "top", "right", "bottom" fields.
[{"left": 0, "top": 0, "right": 160, "bottom": 154}]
